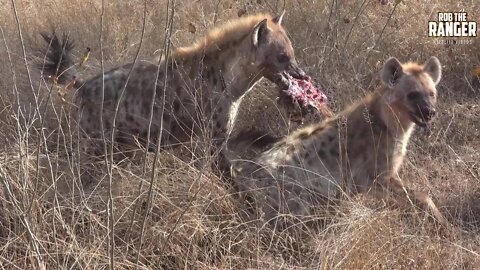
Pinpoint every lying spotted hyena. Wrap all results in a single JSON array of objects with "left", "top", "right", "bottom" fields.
[
  {"left": 232, "top": 57, "right": 447, "bottom": 228},
  {"left": 40, "top": 13, "right": 321, "bottom": 163}
]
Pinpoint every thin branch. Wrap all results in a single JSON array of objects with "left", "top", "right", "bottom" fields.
[
  {"left": 8, "top": 1, "right": 50, "bottom": 268},
  {"left": 342, "top": 0, "right": 369, "bottom": 51},
  {"left": 0, "top": 168, "right": 46, "bottom": 270},
  {"left": 97, "top": 0, "right": 115, "bottom": 268},
  {"left": 365, "top": 1, "right": 400, "bottom": 63},
  {"left": 134, "top": 0, "right": 175, "bottom": 266}
]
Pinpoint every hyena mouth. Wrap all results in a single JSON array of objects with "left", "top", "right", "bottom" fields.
[
  {"left": 266, "top": 72, "right": 291, "bottom": 90},
  {"left": 408, "top": 111, "right": 428, "bottom": 127},
  {"left": 409, "top": 106, "right": 437, "bottom": 127}
]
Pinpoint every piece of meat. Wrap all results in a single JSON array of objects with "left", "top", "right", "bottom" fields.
[{"left": 283, "top": 74, "right": 332, "bottom": 118}]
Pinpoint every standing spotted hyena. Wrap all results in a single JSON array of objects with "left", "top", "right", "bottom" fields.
[
  {"left": 231, "top": 57, "right": 447, "bottom": 228},
  {"left": 40, "top": 13, "right": 308, "bottom": 163}
]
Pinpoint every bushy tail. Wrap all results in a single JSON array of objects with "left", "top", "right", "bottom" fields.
[{"left": 39, "top": 32, "right": 78, "bottom": 85}]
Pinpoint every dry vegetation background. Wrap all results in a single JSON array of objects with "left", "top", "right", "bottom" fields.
[{"left": 0, "top": 0, "right": 479, "bottom": 269}]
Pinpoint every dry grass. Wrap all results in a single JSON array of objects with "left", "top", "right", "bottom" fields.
[{"left": 0, "top": 0, "right": 479, "bottom": 269}]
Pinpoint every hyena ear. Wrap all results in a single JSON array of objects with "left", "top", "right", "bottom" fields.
[
  {"left": 251, "top": 19, "right": 268, "bottom": 47},
  {"left": 272, "top": 10, "right": 285, "bottom": 25},
  {"left": 423, "top": 56, "right": 442, "bottom": 85},
  {"left": 381, "top": 57, "right": 403, "bottom": 87}
]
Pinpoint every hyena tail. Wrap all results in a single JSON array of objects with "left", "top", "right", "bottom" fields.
[{"left": 39, "top": 32, "right": 79, "bottom": 86}]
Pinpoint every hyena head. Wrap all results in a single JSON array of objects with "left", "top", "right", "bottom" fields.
[
  {"left": 247, "top": 12, "right": 307, "bottom": 89},
  {"left": 381, "top": 56, "right": 442, "bottom": 127}
]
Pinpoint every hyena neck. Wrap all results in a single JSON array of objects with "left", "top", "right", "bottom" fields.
[
  {"left": 200, "top": 43, "right": 263, "bottom": 135},
  {"left": 370, "top": 88, "right": 415, "bottom": 143},
  {"left": 174, "top": 42, "right": 261, "bottom": 139},
  {"left": 218, "top": 51, "right": 262, "bottom": 100}
]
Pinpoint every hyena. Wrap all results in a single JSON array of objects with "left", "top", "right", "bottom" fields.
[
  {"left": 40, "top": 13, "right": 309, "bottom": 165},
  {"left": 231, "top": 57, "right": 447, "bottom": 228}
]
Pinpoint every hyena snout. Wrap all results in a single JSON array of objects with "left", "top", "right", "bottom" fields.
[
  {"left": 264, "top": 62, "right": 306, "bottom": 90},
  {"left": 410, "top": 103, "right": 437, "bottom": 126},
  {"left": 407, "top": 92, "right": 437, "bottom": 124},
  {"left": 422, "top": 107, "right": 437, "bottom": 121},
  {"left": 416, "top": 100, "right": 437, "bottom": 121}
]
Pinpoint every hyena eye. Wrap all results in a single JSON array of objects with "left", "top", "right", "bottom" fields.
[
  {"left": 277, "top": 54, "right": 290, "bottom": 63},
  {"left": 428, "top": 92, "right": 435, "bottom": 97}
]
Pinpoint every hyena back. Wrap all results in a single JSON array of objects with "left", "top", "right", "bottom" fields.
[{"left": 232, "top": 57, "right": 446, "bottom": 228}]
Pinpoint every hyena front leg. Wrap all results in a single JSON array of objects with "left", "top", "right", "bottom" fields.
[{"left": 372, "top": 176, "right": 447, "bottom": 226}]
